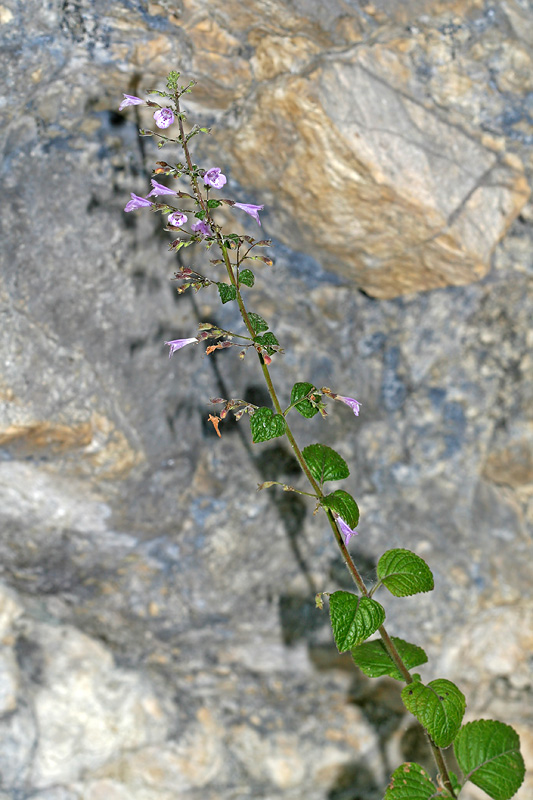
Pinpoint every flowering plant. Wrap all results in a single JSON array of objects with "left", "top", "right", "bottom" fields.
[{"left": 119, "top": 74, "right": 525, "bottom": 800}]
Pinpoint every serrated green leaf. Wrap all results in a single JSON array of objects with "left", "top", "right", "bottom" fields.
[
  {"left": 250, "top": 407, "right": 286, "bottom": 443},
  {"left": 217, "top": 283, "right": 237, "bottom": 304},
  {"left": 329, "top": 591, "right": 385, "bottom": 652},
  {"left": 239, "top": 269, "right": 255, "bottom": 287},
  {"left": 454, "top": 720, "right": 525, "bottom": 800},
  {"left": 352, "top": 637, "right": 428, "bottom": 681},
  {"left": 303, "top": 443, "right": 349, "bottom": 482},
  {"left": 401, "top": 679, "right": 465, "bottom": 748},
  {"left": 253, "top": 332, "right": 279, "bottom": 355},
  {"left": 207, "top": 199, "right": 221, "bottom": 208},
  {"left": 377, "top": 549, "right": 434, "bottom": 597},
  {"left": 322, "top": 490, "right": 359, "bottom": 529},
  {"left": 290, "top": 383, "right": 320, "bottom": 419},
  {"left": 248, "top": 312, "right": 269, "bottom": 334},
  {"left": 384, "top": 763, "right": 437, "bottom": 800}
]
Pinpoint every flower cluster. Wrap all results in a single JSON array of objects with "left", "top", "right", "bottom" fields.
[{"left": 119, "top": 95, "right": 264, "bottom": 229}]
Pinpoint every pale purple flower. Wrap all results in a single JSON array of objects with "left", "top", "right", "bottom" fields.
[
  {"left": 167, "top": 212, "right": 188, "bottom": 227},
  {"left": 153, "top": 107, "right": 175, "bottom": 129},
  {"left": 165, "top": 338, "right": 197, "bottom": 357},
  {"left": 119, "top": 94, "right": 144, "bottom": 111},
  {"left": 337, "top": 517, "right": 359, "bottom": 544},
  {"left": 124, "top": 193, "right": 152, "bottom": 212},
  {"left": 234, "top": 202, "right": 264, "bottom": 226},
  {"left": 147, "top": 179, "right": 178, "bottom": 197},
  {"left": 336, "top": 395, "right": 361, "bottom": 417},
  {"left": 203, "top": 167, "right": 227, "bottom": 189},
  {"left": 191, "top": 220, "right": 211, "bottom": 236}
]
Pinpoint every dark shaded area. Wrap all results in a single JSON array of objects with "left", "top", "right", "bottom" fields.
[
  {"left": 278, "top": 593, "right": 327, "bottom": 646},
  {"left": 329, "top": 551, "right": 377, "bottom": 592},
  {"left": 327, "top": 761, "right": 381, "bottom": 800},
  {"left": 15, "top": 636, "right": 45, "bottom": 686}
]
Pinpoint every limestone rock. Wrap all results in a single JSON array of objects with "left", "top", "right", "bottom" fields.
[{"left": 0, "top": 1, "right": 532, "bottom": 798}]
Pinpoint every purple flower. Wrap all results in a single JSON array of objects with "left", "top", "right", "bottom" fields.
[
  {"left": 167, "top": 212, "right": 188, "bottom": 227},
  {"left": 336, "top": 395, "right": 361, "bottom": 417},
  {"left": 147, "top": 179, "right": 178, "bottom": 197},
  {"left": 203, "top": 167, "right": 227, "bottom": 189},
  {"left": 234, "top": 202, "right": 264, "bottom": 226},
  {"left": 153, "top": 107, "right": 175, "bottom": 129},
  {"left": 124, "top": 193, "right": 152, "bottom": 212},
  {"left": 191, "top": 220, "right": 211, "bottom": 236},
  {"left": 337, "top": 517, "right": 359, "bottom": 544},
  {"left": 119, "top": 94, "right": 144, "bottom": 111},
  {"left": 165, "top": 338, "right": 197, "bottom": 357}
]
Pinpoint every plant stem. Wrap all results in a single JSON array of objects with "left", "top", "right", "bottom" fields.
[{"left": 174, "top": 90, "right": 456, "bottom": 799}]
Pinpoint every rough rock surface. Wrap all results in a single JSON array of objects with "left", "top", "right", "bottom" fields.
[{"left": 1, "top": 0, "right": 532, "bottom": 798}]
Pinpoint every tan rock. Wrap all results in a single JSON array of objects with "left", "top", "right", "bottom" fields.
[
  {"left": 249, "top": 31, "right": 321, "bottom": 82},
  {"left": 222, "top": 56, "right": 529, "bottom": 297},
  {"left": 0, "top": 421, "right": 93, "bottom": 455},
  {"left": 0, "top": 415, "right": 143, "bottom": 480},
  {"left": 483, "top": 433, "right": 533, "bottom": 488}
]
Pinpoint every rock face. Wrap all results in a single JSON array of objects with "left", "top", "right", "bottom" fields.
[{"left": 1, "top": 1, "right": 532, "bottom": 799}]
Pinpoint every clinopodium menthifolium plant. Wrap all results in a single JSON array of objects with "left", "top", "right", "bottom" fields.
[{"left": 120, "top": 71, "right": 525, "bottom": 800}]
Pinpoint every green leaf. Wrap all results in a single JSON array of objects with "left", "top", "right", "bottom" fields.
[
  {"left": 383, "top": 763, "right": 438, "bottom": 800},
  {"left": 239, "top": 269, "right": 255, "bottom": 287},
  {"left": 217, "top": 283, "right": 237, "bottom": 304},
  {"left": 248, "top": 312, "right": 269, "bottom": 334},
  {"left": 454, "top": 720, "right": 525, "bottom": 800},
  {"left": 377, "top": 549, "right": 434, "bottom": 597},
  {"left": 322, "top": 490, "right": 359, "bottom": 529},
  {"left": 401, "top": 679, "right": 465, "bottom": 748},
  {"left": 250, "top": 407, "right": 286, "bottom": 443},
  {"left": 290, "top": 383, "right": 320, "bottom": 419},
  {"left": 329, "top": 591, "right": 385, "bottom": 652},
  {"left": 253, "top": 332, "right": 279, "bottom": 355},
  {"left": 303, "top": 444, "right": 349, "bottom": 482},
  {"left": 352, "top": 637, "right": 428, "bottom": 681},
  {"left": 207, "top": 199, "right": 221, "bottom": 208},
  {"left": 224, "top": 234, "right": 240, "bottom": 249}
]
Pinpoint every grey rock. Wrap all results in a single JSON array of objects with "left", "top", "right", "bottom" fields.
[{"left": 0, "top": 0, "right": 532, "bottom": 798}]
